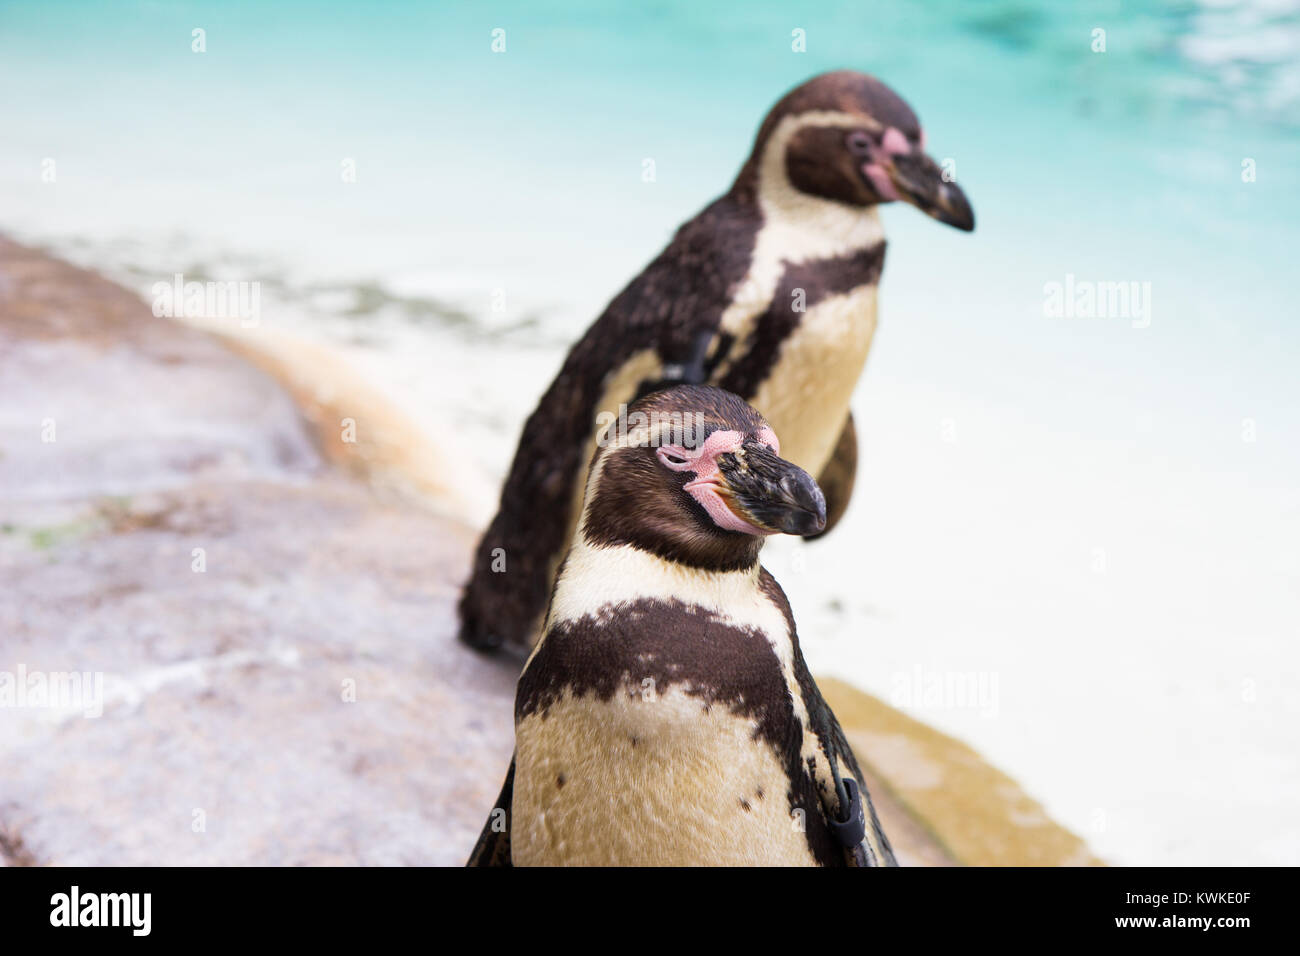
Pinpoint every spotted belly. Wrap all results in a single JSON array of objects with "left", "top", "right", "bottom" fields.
[{"left": 511, "top": 686, "right": 817, "bottom": 867}]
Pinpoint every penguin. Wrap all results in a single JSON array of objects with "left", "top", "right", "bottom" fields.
[
  {"left": 468, "top": 386, "right": 896, "bottom": 866},
  {"left": 461, "top": 69, "right": 975, "bottom": 652}
]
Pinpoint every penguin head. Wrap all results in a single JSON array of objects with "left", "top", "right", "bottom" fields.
[
  {"left": 737, "top": 70, "right": 975, "bottom": 231},
  {"left": 581, "top": 386, "right": 826, "bottom": 571}
]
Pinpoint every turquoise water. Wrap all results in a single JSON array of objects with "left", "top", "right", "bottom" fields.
[
  {"left": 4, "top": 0, "right": 1296, "bottom": 449},
  {"left": 2, "top": 1, "right": 1298, "bottom": 865}
]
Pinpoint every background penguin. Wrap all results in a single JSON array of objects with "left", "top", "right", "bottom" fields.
[
  {"left": 468, "top": 386, "right": 896, "bottom": 866},
  {"left": 460, "top": 69, "right": 975, "bottom": 652}
]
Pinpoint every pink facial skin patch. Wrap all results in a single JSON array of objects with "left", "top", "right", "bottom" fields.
[
  {"left": 880, "top": 126, "right": 911, "bottom": 155},
  {"left": 863, "top": 163, "right": 900, "bottom": 201},
  {"left": 863, "top": 126, "right": 914, "bottom": 202},
  {"left": 656, "top": 429, "right": 777, "bottom": 535}
]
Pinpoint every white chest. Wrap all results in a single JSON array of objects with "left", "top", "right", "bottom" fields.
[
  {"left": 513, "top": 547, "right": 833, "bottom": 866},
  {"left": 715, "top": 198, "right": 883, "bottom": 476},
  {"left": 749, "top": 284, "right": 877, "bottom": 473}
]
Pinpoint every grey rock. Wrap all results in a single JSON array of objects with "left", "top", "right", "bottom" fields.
[{"left": 0, "top": 237, "right": 515, "bottom": 866}]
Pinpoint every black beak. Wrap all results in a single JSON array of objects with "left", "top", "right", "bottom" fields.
[
  {"left": 716, "top": 441, "right": 827, "bottom": 536},
  {"left": 885, "top": 151, "right": 975, "bottom": 232}
]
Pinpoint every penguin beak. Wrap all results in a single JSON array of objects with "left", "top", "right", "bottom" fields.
[
  {"left": 876, "top": 151, "right": 975, "bottom": 232},
  {"left": 716, "top": 441, "right": 827, "bottom": 536}
]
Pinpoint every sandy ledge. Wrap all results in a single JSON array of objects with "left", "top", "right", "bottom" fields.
[{"left": 0, "top": 236, "right": 1099, "bottom": 866}]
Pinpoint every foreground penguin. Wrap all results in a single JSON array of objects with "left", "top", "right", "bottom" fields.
[
  {"left": 461, "top": 69, "right": 975, "bottom": 652},
  {"left": 468, "top": 386, "right": 896, "bottom": 866}
]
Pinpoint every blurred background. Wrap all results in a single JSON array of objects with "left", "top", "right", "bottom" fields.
[{"left": 1, "top": 0, "right": 1297, "bottom": 865}]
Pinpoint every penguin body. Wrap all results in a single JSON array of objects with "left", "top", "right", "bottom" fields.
[
  {"left": 468, "top": 387, "right": 896, "bottom": 867},
  {"left": 461, "top": 70, "right": 974, "bottom": 652}
]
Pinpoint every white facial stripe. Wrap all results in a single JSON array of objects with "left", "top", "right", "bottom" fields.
[
  {"left": 712, "top": 112, "right": 884, "bottom": 388},
  {"left": 756, "top": 111, "right": 888, "bottom": 244},
  {"left": 579, "top": 415, "right": 687, "bottom": 538},
  {"left": 598, "top": 417, "right": 683, "bottom": 451}
]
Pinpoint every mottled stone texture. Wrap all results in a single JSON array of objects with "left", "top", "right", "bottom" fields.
[
  {"left": 0, "top": 237, "right": 516, "bottom": 865},
  {"left": 1, "top": 237, "right": 1078, "bottom": 867}
]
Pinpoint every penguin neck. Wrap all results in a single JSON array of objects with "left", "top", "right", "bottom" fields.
[
  {"left": 730, "top": 114, "right": 886, "bottom": 260},
  {"left": 546, "top": 533, "right": 766, "bottom": 633},
  {"left": 577, "top": 508, "right": 764, "bottom": 575}
]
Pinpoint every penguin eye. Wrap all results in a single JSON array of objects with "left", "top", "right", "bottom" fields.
[
  {"left": 656, "top": 446, "right": 696, "bottom": 471},
  {"left": 846, "top": 130, "right": 873, "bottom": 154}
]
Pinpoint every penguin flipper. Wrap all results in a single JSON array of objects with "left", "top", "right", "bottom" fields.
[
  {"left": 459, "top": 196, "right": 755, "bottom": 654},
  {"left": 459, "top": 297, "right": 712, "bottom": 652},
  {"left": 466, "top": 759, "right": 515, "bottom": 867},
  {"left": 631, "top": 327, "right": 726, "bottom": 402},
  {"left": 795, "top": 640, "right": 897, "bottom": 867},
  {"left": 457, "top": 333, "right": 615, "bottom": 652},
  {"left": 823, "top": 710, "right": 898, "bottom": 867},
  {"left": 806, "top": 411, "right": 857, "bottom": 541}
]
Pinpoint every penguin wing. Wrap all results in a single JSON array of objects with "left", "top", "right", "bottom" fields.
[
  {"left": 458, "top": 198, "right": 755, "bottom": 651},
  {"left": 466, "top": 758, "right": 516, "bottom": 867},
  {"left": 620, "top": 196, "right": 764, "bottom": 398},
  {"left": 760, "top": 567, "right": 897, "bottom": 866},
  {"left": 821, "top": 705, "right": 898, "bottom": 867}
]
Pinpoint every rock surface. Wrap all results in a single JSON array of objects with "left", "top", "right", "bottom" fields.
[
  {"left": 0, "top": 237, "right": 1095, "bottom": 866},
  {"left": 821, "top": 678, "right": 1104, "bottom": 866},
  {"left": 0, "top": 237, "right": 517, "bottom": 865}
]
